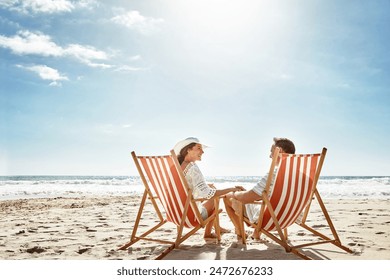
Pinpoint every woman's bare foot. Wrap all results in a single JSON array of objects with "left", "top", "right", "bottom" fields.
[
  {"left": 204, "top": 227, "right": 230, "bottom": 239},
  {"left": 203, "top": 232, "right": 218, "bottom": 239},
  {"left": 219, "top": 226, "right": 231, "bottom": 234}
]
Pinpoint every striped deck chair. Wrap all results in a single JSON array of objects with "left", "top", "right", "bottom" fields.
[
  {"left": 238, "top": 147, "right": 352, "bottom": 259},
  {"left": 118, "top": 150, "right": 221, "bottom": 259}
]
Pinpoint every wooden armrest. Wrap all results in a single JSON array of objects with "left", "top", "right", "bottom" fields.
[{"left": 193, "top": 198, "right": 206, "bottom": 202}]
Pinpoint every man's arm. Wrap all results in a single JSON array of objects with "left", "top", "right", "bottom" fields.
[{"left": 230, "top": 189, "right": 262, "bottom": 204}]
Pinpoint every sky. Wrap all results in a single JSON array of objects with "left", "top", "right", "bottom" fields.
[{"left": 0, "top": 0, "right": 389, "bottom": 177}]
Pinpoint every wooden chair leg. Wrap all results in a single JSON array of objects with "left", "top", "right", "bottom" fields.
[
  {"left": 214, "top": 198, "right": 221, "bottom": 241},
  {"left": 239, "top": 203, "right": 246, "bottom": 244}
]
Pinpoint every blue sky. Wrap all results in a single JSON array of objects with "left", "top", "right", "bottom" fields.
[{"left": 1, "top": 0, "right": 389, "bottom": 176}]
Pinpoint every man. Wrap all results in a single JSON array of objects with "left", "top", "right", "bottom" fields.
[{"left": 223, "top": 137, "right": 296, "bottom": 239}]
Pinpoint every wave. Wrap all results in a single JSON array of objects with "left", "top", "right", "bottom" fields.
[{"left": 0, "top": 176, "right": 389, "bottom": 200}]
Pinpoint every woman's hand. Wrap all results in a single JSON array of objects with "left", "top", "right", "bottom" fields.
[{"left": 234, "top": 186, "right": 246, "bottom": 191}]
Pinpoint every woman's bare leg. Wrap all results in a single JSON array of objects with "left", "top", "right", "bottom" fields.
[
  {"left": 203, "top": 219, "right": 215, "bottom": 238},
  {"left": 201, "top": 200, "right": 230, "bottom": 237},
  {"left": 223, "top": 196, "right": 242, "bottom": 237}
]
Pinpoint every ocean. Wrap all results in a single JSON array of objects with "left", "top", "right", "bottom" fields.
[{"left": 0, "top": 175, "right": 389, "bottom": 201}]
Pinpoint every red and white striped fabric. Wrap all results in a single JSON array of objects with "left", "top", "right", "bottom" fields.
[
  {"left": 138, "top": 155, "right": 200, "bottom": 228},
  {"left": 262, "top": 153, "right": 321, "bottom": 231}
]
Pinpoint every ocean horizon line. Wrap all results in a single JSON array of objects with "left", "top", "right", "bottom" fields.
[{"left": 1, "top": 175, "right": 389, "bottom": 179}]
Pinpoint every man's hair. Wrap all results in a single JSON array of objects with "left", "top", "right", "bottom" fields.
[{"left": 274, "top": 137, "right": 295, "bottom": 154}]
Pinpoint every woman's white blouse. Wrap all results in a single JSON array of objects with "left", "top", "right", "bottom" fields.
[{"left": 183, "top": 162, "right": 216, "bottom": 199}]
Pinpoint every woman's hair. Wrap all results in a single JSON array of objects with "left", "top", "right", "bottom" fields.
[
  {"left": 274, "top": 137, "right": 295, "bottom": 154},
  {"left": 177, "top": 143, "right": 197, "bottom": 164}
]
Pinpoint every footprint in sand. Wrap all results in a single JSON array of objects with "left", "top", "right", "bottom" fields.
[
  {"left": 26, "top": 246, "right": 46, "bottom": 254},
  {"left": 96, "top": 223, "right": 110, "bottom": 228},
  {"left": 14, "top": 230, "right": 25, "bottom": 235},
  {"left": 312, "top": 224, "right": 327, "bottom": 229},
  {"left": 77, "top": 248, "right": 90, "bottom": 254},
  {"left": 27, "top": 228, "right": 38, "bottom": 233},
  {"left": 84, "top": 226, "right": 97, "bottom": 232}
]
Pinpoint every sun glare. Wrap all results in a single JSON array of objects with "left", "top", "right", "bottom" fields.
[{"left": 167, "top": 0, "right": 289, "bottom": 52}]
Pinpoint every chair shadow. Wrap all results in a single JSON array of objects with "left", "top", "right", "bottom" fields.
[
  {"left": 164, "top": 236, "right": 356, "bottom": 260},
  {"left": 164, "top": 237, "right": 301, "bottom": 260}
]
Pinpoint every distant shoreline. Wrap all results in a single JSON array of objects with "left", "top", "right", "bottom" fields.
[{"left": 1, "top": 175, "right": 390, "bottom": 178}]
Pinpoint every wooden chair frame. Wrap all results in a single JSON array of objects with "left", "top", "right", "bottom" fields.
[
  {"left": 238, "top": 147, "right": 353, "bottom": 259},
  {"left": 118, "top": 150, "right": 221, "bottom": 259}
]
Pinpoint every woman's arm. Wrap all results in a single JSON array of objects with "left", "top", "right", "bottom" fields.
[
  {"left": 213, "top": 186, "right": 245, "bottom": 198},
  {"left": 227, "top": 189, "right": 262, "bottom": 204}
]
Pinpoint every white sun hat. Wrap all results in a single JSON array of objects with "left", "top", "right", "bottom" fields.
[{"left": 173, "top": 137, "right": 209, "bottom": 155}]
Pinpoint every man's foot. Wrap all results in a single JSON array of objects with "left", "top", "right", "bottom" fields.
[{"left": 250, "top": 231, "right": 261, "bottom": 240}]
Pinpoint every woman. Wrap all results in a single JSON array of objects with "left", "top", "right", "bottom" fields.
[{"left": 173, "top": 137, "right": 244, "bottom": 239}]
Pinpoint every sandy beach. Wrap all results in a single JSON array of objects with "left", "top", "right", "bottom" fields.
[{"left": 1, "top": 195, "right": 389, "bottom": 260}]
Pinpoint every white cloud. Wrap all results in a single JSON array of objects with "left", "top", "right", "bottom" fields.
[
  {"left": 111, "top": 10, "right": 164, "bottom": 34},
  {"left": 74, "top": 0, "right": 97, "bottom": 10},
  {"left": 17, "top": 64, "right": 69, "bottom": 85},
  {"left": 129, "top": 55, "right": 141, "bottom": 61},
  {"left": 64, "top": 44, "right": 112, "bottom": 68},
  {"left": 0, "top": 30, "right": 145, "bottom": 74},
  {"left": 0, "top": 0, "right": 75, "bottom": 14},
  {"left": 114, "top": 65, "right": 144, "bottom": 72},
  {"left": 0, "top": 0, "right": 98, "bottom": 14},
  {"left": 0, "top": 30, "right": 111, "bottom": 67},
  {"left": 0, "top": 30, "right": 63, "bottom": 56},
  {"left": 122, "top": 124, "right": 133, "bottom": 128}
]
